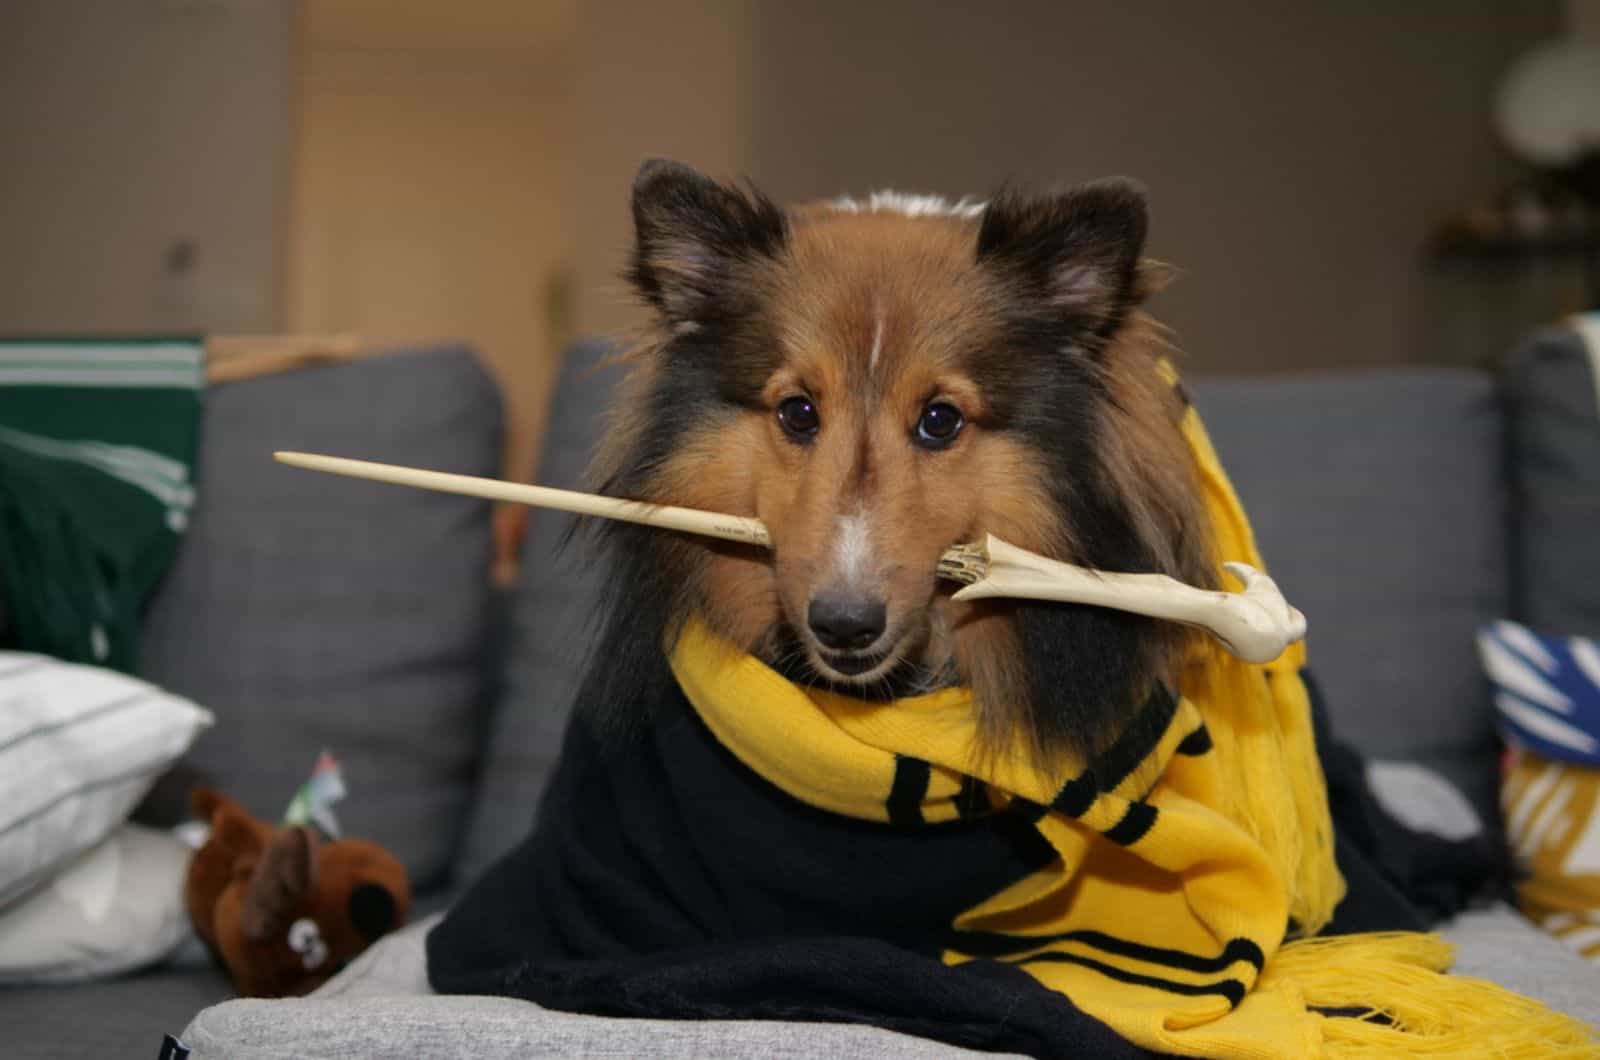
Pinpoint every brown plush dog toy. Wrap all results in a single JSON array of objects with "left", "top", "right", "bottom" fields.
[{"left": 185, "top": 787, "right": 411, "bottom": 997}]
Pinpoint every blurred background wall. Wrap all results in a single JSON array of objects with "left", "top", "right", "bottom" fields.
[
  {"left": 2, "top": 0, "right": 1590, "bottom": 476},
  {"left": 285, "top": 0, "right": 576, "bottom": 481},
  {"left": 0, "top": 0, "right": 295, "bottom": 334},
  {"left": 745, "top": 2, "right": 1557, "bottom": 374}
]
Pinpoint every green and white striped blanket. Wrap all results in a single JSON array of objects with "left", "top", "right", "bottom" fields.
[{"left": 0, "top": 338, "right": 203, "bottom": 671}]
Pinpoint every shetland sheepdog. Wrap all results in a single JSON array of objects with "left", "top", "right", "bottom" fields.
[{"left": 579, "top": 159, "right": 1214, "bottom": 767}]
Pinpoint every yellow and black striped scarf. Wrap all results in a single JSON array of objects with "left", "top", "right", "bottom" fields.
[{"left": 669, "top": 390, "right": 1594, "bottom": 1058}]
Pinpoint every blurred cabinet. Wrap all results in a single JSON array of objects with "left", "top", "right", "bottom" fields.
[{"left": 285, "top": 1, "right": 577, "bottom": 480}]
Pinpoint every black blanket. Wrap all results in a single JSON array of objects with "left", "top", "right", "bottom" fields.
[{"left": 427, "top": 673, "right": 1493, "bottom": 1058}]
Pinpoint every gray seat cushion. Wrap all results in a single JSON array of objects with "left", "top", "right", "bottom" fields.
[
  {"left": 1192, "top": 370, "right": 1507, "bottom": 821},
  {"left": 175, "top": 905, "right": 1598, "bottom": 1057},
  {"left": 1441, "top": 904, "right": 1600, "bottom": 1027},
  {"left": 1504, "top": 323, "right": 1600, "bottom": 639},
  {"left": 180, "top": 915, "right": 1022, "bottom": 1059},
  {"left": 457, "top": 341, "right": 623, "bottom": 884},
  {"left": 1, "top": 963, "right": 230, "bottom": 1059},
  {"left": 182, "top": 994, "right": 1020, "bottom": 1060},
  {"left": 140, "top": 346, "right": 502, "bottom": 891}
]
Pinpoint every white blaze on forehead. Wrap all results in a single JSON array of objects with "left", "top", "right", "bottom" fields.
[
  {"left": 868, "top": 310, "right": 884, "bottom": 374},
  {"left": 834, "top": 512, "right": 875, "bottom": 587}
]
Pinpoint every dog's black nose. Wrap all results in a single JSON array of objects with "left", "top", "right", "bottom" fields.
[{"left": 808, "top": 594, "right": 887, "bottom": 652}]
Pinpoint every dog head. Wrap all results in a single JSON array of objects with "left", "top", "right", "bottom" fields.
[{"left": 592, "top": 160, "right": 1210, "bottom": 761}]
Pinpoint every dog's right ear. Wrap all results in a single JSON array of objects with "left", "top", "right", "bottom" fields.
[{"left": 628, "top": 159, "right": 787, "bottom": 328}]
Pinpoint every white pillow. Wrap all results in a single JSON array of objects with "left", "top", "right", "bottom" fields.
[
  {"left": 0, "top": 652, "right": 212, "bottom": 907},
  {"left": 0, "top": 823, "right": 194, "bottom": 983}
]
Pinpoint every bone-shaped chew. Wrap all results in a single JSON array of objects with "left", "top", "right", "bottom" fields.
[
  {"left": 273, "top": 451, "right": 1306, "bottom": 664},
  {"left": 937, "top": 537, "right": 1305, "bottom": 664}
]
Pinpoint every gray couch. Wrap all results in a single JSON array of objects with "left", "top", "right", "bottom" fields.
[{"left": 4, "top": 334, "right": 1598, "bottom": 1056}]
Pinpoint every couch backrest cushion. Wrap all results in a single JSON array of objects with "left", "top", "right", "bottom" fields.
[
  {"left": 1192, "top": 369, "right": 1507, "bottom": 814},
  {"left": 140, "top": 345, "right": 501, "bottom": 892},
  {"left": 1504, "top": 321, "right": 1600, "bottom": 639},
  {"left": 457, "top": 342, "right": 623, "bottom": 884}
]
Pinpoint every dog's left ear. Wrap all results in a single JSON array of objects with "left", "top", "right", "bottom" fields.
[
  {"left": 628, "top": 158, "right": 787, "bottom": 327},
  {"left": 976, "top": 178, "right": 1149, "bottom": 338}
]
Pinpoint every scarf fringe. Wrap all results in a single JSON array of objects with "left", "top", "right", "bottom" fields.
[{"left": 1266, "top": 934, "right": 1598, "bottom": 1057}]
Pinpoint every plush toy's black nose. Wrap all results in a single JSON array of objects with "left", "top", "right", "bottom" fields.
[
  {"left": 807, "top": 593, "right": 887, "bottom": 651},
  {"left": 348, "top": 883, "right": 398, "bottom": 942}
]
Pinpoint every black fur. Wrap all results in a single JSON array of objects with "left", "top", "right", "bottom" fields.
[
  {"left": 348, "top": 882, "right": 399, "bottom": 942},
  {"left": 970, "top": 180, "right": 1170, "bottom": 759},
  {"left": 629, "top": 158, "right": 788, "bottom": 334},
  {"left": 575, "top": 163, "right": 791, "bottom": 742},
  {"left": 976, "top": 178, "right": 1149, "bottom": 342},
  {"left": 581, "top": 162, "right": 1175, "bottom": 763}
]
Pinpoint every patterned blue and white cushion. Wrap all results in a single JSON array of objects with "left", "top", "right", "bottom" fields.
[{"left": 1477, "top": 620, "right": 1600, "bottom": 766}]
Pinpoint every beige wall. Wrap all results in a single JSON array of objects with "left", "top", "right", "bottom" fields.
[
  {"left": 283, "top": 0, "right": 758, "bottom": 474},
  {"left": 0, "top": 2, "right": 1564, "bottom": 402},
  {"left": 569, "top": 0, "right": 755, "bottom": 338},
  {"left": 285, "top": 7, "right": 575, "bottom": 480},
  {"left": 570, "top": 2, "right": 1559, "bottom": 372},
  {"left": 0, "top": 0, "right": 295, "bottom": 333},
  {"left": 749, "top": 2, "right": 1561, "bottom": 372}
]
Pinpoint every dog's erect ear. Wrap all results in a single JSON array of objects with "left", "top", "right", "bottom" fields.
[
  {"left": 239, "top": 826, "right": 317, "bottom": 942},
  {"left": 628, "top": 158, "right": 787, "bottom": 326},
  {"left": 976, "top": 178, "right": 1150, "bottom": 337}
]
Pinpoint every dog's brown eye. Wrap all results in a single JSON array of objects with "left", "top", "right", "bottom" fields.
[
  {"left": 777, "top": 396, "right": 819, "bottom": 440},
  {"left": 914, "top": 402, "right": 964, "bottom": 448}
]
